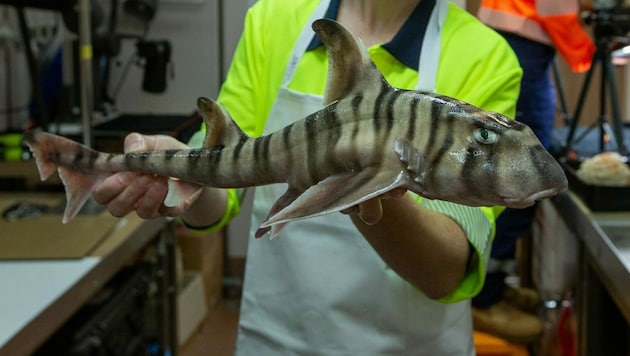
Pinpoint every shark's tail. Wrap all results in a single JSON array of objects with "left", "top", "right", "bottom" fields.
[{"left": 23, "top": 131, "right": 106, "bottom": 223}]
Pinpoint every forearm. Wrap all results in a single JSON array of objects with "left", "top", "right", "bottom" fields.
[
  {"left": 351, "top": 194, "right": 470, "bottom": 299},
  {"left": 180, "top": 187, "right": 228, "bottom": 228}
]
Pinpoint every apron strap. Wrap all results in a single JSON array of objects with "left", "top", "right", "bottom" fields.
[
  {"left": 281, "top": 0, "right": 331, "bottom": 87},
  {"left": 282, "top": 0, "right": 448, "bottom": 92},
  {"left": 416, "top": 0, "right": 448, "bottom": 92}
]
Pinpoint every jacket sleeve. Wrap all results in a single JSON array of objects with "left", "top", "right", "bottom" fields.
[{"left": 537, "top": 6, "right": 595, "bottom": 73}]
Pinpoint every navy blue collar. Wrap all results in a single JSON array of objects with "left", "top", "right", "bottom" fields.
[{"left": 306, "top": 0, "right": 436, "bottom": 70}]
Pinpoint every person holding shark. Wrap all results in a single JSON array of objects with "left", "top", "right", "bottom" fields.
[{"left": 90, "top": 0, "right": 526, "bottom": 354}]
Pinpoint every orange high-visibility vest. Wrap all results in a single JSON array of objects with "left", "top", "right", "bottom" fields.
[{"left": 478, "top": 0, "right": 595, "bottom": 72}]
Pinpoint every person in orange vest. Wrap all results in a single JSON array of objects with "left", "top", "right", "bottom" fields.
[{"left": 473, "top": 0, "right": 595, "bottom": 344}]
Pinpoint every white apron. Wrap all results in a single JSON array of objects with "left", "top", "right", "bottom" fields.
[{"left": 235, "top": 1, "right": 474, "bottom": 355}]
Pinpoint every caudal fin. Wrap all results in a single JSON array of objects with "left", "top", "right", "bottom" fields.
[
  {"left": 58, "top": 166, "right": 104, "bottom": 223},
  {"left": 23, "top": 131, "right": 58, "bottom": 181},
  {"left": 23, "top": 131, "right": 104, "bottom": 223}
]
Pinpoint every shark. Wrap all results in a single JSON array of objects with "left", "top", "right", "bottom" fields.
[{"left": 24, "top": 19, "right": 567, "bottom": 237}]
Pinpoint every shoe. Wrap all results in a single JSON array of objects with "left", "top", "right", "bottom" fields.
[
  {"left": 503, "top": 286, "right": 541, "bottom": 314},
  {"left": 472, "top": 301, "right": 543, "bottom": 344}
]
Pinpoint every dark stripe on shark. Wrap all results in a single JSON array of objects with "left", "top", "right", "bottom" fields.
[
  {"left": 72, "top": 146, "right": 84, "bottom": 167},
  {"left": 406, "top": 96, "right": 419, "bottom": 142},
  {"left": 351, "top": 94, "right": 362, "bottom": 140},
  {"left": 87, "top": 150, "right": 99, "bottom": 170},
  {"left": 123, "top": 151, "right": 145, "bottom": 170},
  {"left": 425, "top": 113, "right": 455, "bottom": 187},
  {"left": 483, "top": 149, "right": 499, "bottom": 192},
  {"left": 349, "top": 96, "right": 363, "bottom": 174},
  {"left": 373, "top": 81, "right": 389, "bottom": 131},
  {"left": 528, "top": 145, "right": 551, "bottom": 179},
  {"left": 282, "top": 124, "right": 294, "bottom": 170},
  {"left": 386, "top": 90, "right": 402, "bottom": 132},
  {"left": 282, "top": 124, "right": 293, "bottom": 149},
  {"left": 303, "top": 103, "right": 345, "bottom": 184},
  {"left": 304, "top": 111, "right": 320, "bottom": 184},
  {"left": 322, "top": 103, "right": 346, "bottom": 173},
  {"left": 461, "top": 143, "right": 485, "bottom": 197},
  {"left": 163, "top": 150, "right": 179, "bottom": 159},
  {"left": 253, "top": 136, "right": 263, "bottom": 162},
  {"left": 186, "top": 146, "right": 225, "bottom": 180},
  {"left": 460, "top": 143, "right": 499, "bottom": 191},
  {"left": 259, "top": 135, "right": 272, "bottom": 177},
  {"left": 424, "top": 98, "right": 444, "bottom": 159},
  {"left": 352, "top": 93, "right": 363, "bottom": 115},
  {"left": 232, "top": 134, "right": 248, "bottom": 162},
  {"left": 71, "top": 146, "right": 97, "bottom": 172},
  {"left": 183, "top": 148, "right": 207, "bottom": 172}
]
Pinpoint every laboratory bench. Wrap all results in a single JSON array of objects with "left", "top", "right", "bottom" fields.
[
  {"left": 534, "top": 192, "right": 630, "bottom": 355},
  {"left": 0, "top": 191, "right": 178, "bottom": 355},
  {"left": 0, "top": 110, "right": 201, "bottom": 354}
]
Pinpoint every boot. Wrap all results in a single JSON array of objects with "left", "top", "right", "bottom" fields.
[
  {"left": 503, "top": 286, "right": 541, "bottom": 314},
  {"left": 472, "top": 301, "right": 543, "bottom": 344}
]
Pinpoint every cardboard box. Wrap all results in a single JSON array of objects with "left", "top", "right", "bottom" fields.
[
  {"left": 0, "top": 193, "right": 119, "bottom": 259},
  {"left": 177, "top": 271, "right": 208, "bottom": 346},
  {"left": 176, "top": 223, "right": 224, "bottom": 307}
]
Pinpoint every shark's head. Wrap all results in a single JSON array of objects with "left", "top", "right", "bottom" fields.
[
  {"left": 311, "top": 18, "right": 567, "bottom": 210},
  {"left": 415, "top": 107, "right": 567, "bottom": 209}
]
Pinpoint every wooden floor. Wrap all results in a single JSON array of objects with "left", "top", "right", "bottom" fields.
[
  {"left": 178, "top": 301, "right": 530, "bottom": 356},
  {"left": 179, "top": 299, "right": 240, "bottom": 356}
]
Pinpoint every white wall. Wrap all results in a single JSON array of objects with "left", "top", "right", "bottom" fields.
[
  {"left": 0, "top": 7, "right": 55, "bottom": 131},
  {"left": 220, "top": 0, "right": 250, "bottom": 81},
  {"left": 110, "top": 0, "right": 222, "bottom": 115}
]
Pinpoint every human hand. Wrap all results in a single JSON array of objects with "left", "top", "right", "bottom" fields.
[
  {"left": 93, "top": 133, "right": 201, "bottom": 219},
  {"left": 342, "top": 188, "right": 407, "bottom": 225}
]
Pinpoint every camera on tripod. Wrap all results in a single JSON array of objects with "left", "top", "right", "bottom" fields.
[
  {"left": 583, "top": 1, "right": 630, "bottom": 40},
  {"left": 563, "top": 0, "right": 630, "bottom": 157}
]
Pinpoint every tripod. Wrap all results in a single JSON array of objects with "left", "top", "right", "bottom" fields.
[{"left": 564, "top": 16, "right": 627, "bottom": 157}]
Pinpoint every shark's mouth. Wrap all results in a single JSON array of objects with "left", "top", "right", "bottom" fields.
[{"left": 502, "top": 188, "right": 562, "bottom": 208}]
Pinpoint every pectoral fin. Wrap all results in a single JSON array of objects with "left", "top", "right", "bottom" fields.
[
  {"left": 255, "top": 189, "right": 300, "bottom": 239},
  {"left": 260, "top": 167, "right": 409, "bottom": 229}
]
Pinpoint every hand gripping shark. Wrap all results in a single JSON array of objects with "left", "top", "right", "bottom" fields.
[{"left": 24, "top": 19, "right": 567, "bottom": 237}]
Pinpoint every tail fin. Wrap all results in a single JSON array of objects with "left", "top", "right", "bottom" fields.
[
  {"left": 23, "top": 131, "right": 104, "bottom": 223},
  {"left": 58, "top": 167, "right": 105, "bottom": 223},
  {"left": 23, "top": 131, "right": 59, "bottom": 181}
]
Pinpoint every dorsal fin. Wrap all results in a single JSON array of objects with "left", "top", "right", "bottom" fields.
[
  {"left": 197, "top": 97, "right": 246, "bottom": 148},
  {"left": 312, "top": 19, "right": 387, "bottom": 105}
]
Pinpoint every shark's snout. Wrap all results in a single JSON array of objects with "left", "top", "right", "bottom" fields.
[{"left": 501, "top": 163, "right": 568, "bottom": 208}]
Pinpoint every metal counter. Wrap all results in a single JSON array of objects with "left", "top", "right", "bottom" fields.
[{"left": 542, "top": 192, "right": 630, "bottom": 354}]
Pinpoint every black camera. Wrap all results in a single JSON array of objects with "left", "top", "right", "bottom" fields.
[
  {"left": 584, "top": 1, "right": 630, "bottom": 39},
  {"left": 136, "top": 40, "right": 171, "bottom": 93}
]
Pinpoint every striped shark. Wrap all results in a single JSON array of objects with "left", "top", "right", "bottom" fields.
[{"left": 24, "top": 19, "right": 567, "bottom": 237}]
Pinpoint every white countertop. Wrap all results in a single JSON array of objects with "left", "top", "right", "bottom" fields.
[{"left": 0, "top": 257, "right": 100, "bottom": 347}]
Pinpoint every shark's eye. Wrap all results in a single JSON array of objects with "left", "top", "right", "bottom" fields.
[{"left": 473, "top": 128, "right": 498, "bottom": 145}]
